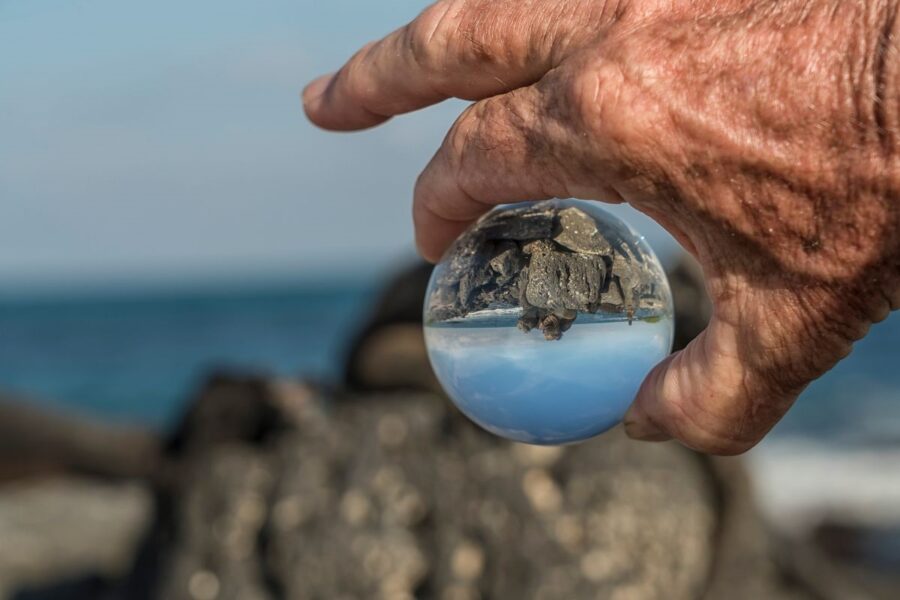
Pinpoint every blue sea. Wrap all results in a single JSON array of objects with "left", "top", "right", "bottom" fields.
[
  {"left": 0, "top": 279, "right": 897, "bottom": 440},
  {"left": 0, "top": 280, "right": 375, "bottom": 431}
]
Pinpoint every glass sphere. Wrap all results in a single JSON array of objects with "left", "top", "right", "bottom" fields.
[{"left": 423, "top": 200, "right": 674, "bottom": 445}]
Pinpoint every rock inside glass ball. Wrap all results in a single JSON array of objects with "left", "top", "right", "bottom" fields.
[{"left": 423, "top": 200, "right": 674, "bottom": 445}]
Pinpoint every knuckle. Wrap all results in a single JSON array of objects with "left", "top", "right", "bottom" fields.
[
  {"left": 447, "top": 98, "right": 519, "bottom": 189},
  {"left": 446, "top": 104, "right": 480, "bottom": 165},
  {"left": 453, "top": 91, "right": 571, "bottom": 200},
  {"left": 459, "top": 99, "right": 510, "bottom": 152},
  {"left": 452, "top": 0, "right": 512, "bottom": 66},
  {"left": 558, "top": 38, "right": 676, "bottom": 174},
  {"left": 341, "top": 45, "right": 377, "bottom": 105},
  {"left": 405, "top": 0, "right": 462, "bottom": 73},
  {"left": 446, "top": 105, "right": 485, "bottom": 193},
  {"left": 408, "top": 0, "right": 515, "bottom": 76},
  {"left": 415, "top": 188, "right": 439, "bottom": 222},
  {"left": 562, "top": 60, "right": 629, "bottom": 140},
  {"left": 415, "top": 173, "right": 446, "bottom": 222}
]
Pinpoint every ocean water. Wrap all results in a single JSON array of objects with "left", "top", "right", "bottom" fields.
[
  {"left": 0, "top": 282, "right": 897, "bottom": 439},
  {"left": 0, "top": 283, "right": 896, "bottom": 440},
  {"left": 425, "top": 312, "right": 673, "bottom": 445},
  {"left": 0, "top": 282, "right": 373, "bottom": 430}
]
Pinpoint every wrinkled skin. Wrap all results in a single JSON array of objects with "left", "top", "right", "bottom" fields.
[{"left": 304, "top": 0, "right": 900, "bottom": 454}]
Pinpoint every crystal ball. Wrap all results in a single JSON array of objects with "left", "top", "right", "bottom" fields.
[{"left": 423, "top": 200, "right": 674, "bottom": 445}]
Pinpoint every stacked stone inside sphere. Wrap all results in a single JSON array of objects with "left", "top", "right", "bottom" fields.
[{"left": 427, "top": 201, "right": 665, "bottom": 340}]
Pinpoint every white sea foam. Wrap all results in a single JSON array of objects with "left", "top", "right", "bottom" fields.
[{"left": 746, "top": 438, "right": 900, "bottom": 533}]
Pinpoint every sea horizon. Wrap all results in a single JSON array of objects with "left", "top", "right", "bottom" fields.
[{"left": 0, "top": 272, "right": 897, "bottom": 444}]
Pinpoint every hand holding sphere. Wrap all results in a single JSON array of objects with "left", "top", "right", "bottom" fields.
[{"left": 305, "top": 0, "right": 900, "bottom": 453}]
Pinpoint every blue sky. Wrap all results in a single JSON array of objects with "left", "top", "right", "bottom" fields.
[{"left": 0, "top": 0, "right": 676, "bottom": 291}]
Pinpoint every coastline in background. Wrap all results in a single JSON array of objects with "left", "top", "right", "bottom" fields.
[{"left": 0, "top": 275, "right": 896, "bottom": 443}]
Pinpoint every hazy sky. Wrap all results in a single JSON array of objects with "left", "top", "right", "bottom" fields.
[{"left": 0, "top": 0, "right": 677, "bottom": 290}]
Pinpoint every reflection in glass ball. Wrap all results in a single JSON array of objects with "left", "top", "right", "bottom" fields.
[{"left": 423, "top": 200, "right": 674, "bottom": 445}]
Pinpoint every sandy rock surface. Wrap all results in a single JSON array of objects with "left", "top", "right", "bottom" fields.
[{"left": 0, "top": 477, "right": 151, "bottom": 599}]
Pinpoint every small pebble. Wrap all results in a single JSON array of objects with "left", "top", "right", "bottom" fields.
[
  {"left": 378, "top": 414, "right": 409, "bottom": 448},
  {"left": 340, "top": 490, "right": 371, "bottom": 526},
  {"left": 188, "top": 570, "right": 220, "bottom": 600},
  {"left": 522, "top": 469, "right": 563, "bottom": 513},
  {"left": 451, "top": 540, "right": 485, "bottom": 581}
]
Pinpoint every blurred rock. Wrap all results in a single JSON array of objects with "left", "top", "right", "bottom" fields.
[
  {"left": 667, "top": 254, "right": 713, "bottom": 352},
  {"left": 343, "top": 261, "right": 435, "bottom": 392},
  {"left": 0, "top": 477, "right": 151, "bottom": 599},
  {"left": 805, "top": 521, "right": 900, "bottom": 596},
  {"left": 166, "top": 372, "right": 288, "bottom": 457},
  {"left": 0, "top": 375, "right": 883, "bottom": 599},
  {"left": 140, "top": 374, "right": 818, "bottom": 600},
  {"left": 0, "top": 397, "right": 161, "bottom": 483}
]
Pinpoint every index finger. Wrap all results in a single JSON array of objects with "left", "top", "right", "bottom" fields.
[{"left": 302, "top": 0, "right": 606, "bottom": 131}]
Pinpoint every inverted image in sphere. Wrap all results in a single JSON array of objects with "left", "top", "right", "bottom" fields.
[{"left": 423, "top": 200, "right": 674, "bottom": 445}]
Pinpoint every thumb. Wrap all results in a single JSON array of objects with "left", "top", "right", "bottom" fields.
[{"left": 623, "top": 315, "right": 803, "bottom": 455}]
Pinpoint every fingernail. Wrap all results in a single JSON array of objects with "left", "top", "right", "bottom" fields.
[
  {"left": 302, "top": 73, "right": 334, "bottom": 109},
  {"left": 623, "top": 418, "right": 671, "bottom": 442}
]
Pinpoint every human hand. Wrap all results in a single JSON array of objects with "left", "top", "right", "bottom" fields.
[{"left": 304, "top": 0, "right": 900, "bottom": 454}]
